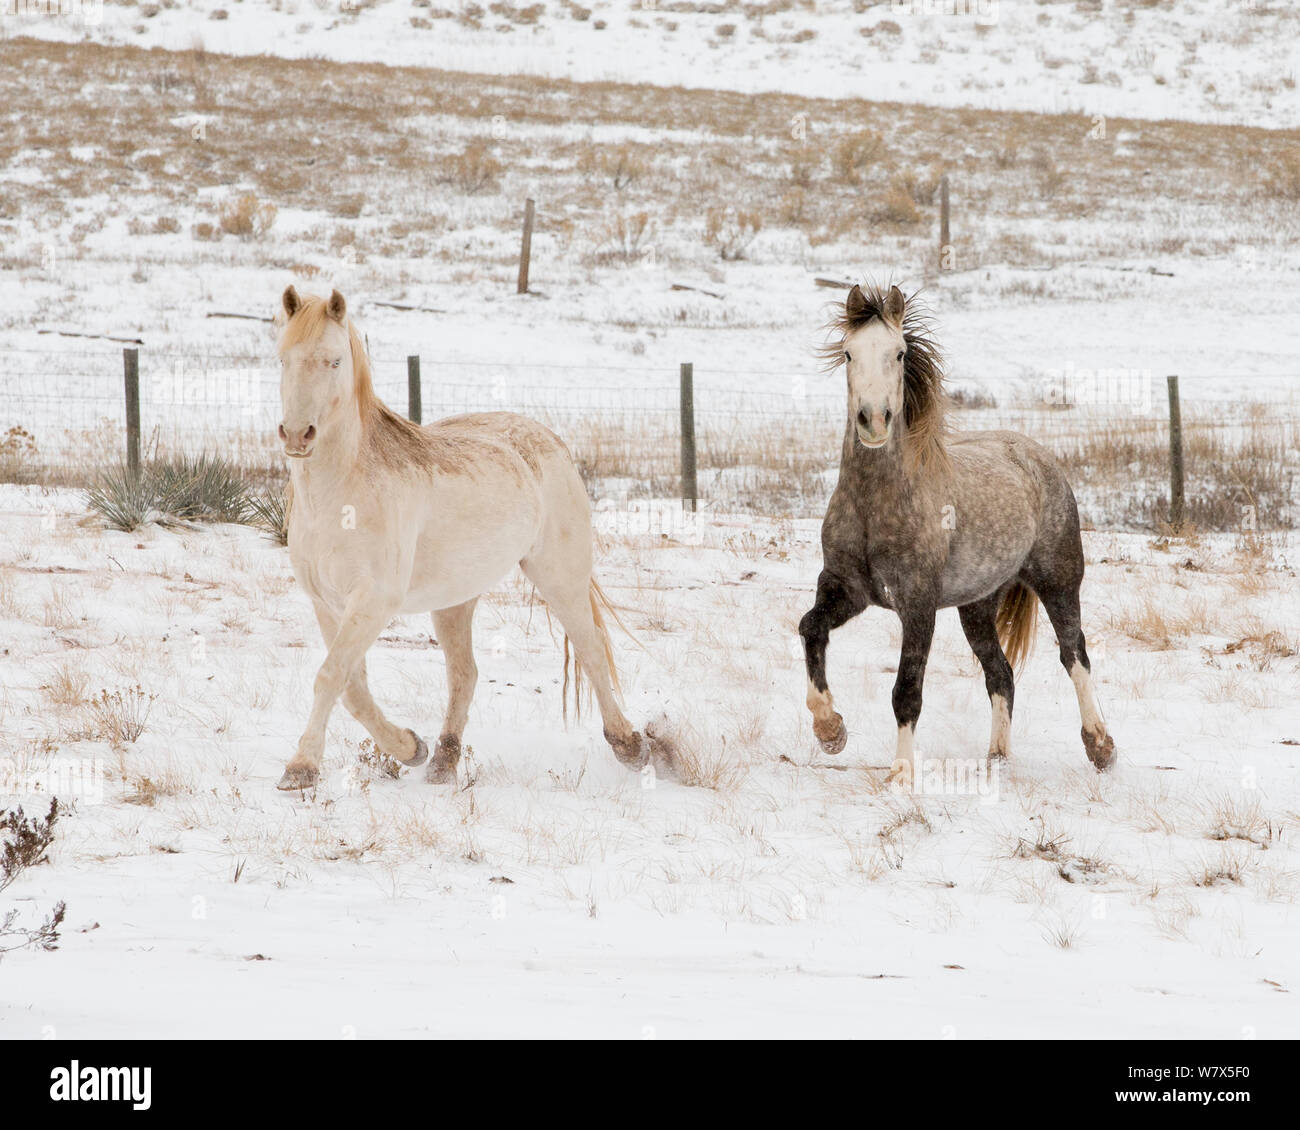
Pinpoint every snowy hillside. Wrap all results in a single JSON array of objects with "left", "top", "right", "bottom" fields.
[{"left": 4, "top": 0, "right": 1299, "bottom": 128}]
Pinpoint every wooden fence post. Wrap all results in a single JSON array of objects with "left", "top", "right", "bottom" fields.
[
  {"left": 680, "top": 362, "right": 697, "bottom": 513},
  {"left": 407, "top": 355, "right": 421, "bottom": 424},
  {"left": 1167, "top": 374, "right": 1185, "bottom": 532},
  {"left": 516, "top": 197, "right": 535, "bottom": 295},
  {"left": 123, "top": 347, "right": 140, "bottom": 477},
  {"left": 938, "top": 174, "right": 951, "bottom": 271}
]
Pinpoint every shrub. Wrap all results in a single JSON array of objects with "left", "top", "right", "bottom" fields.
[
  {"left": 704, "top": 206, "right": 762, "bottom": 260},
  {"left": 219, "top": 192, "right": 277, "bottom": 239},
  {"left": 575, "top": 144, "right": 647, "bottom": 191},
  {"left": 0, "top": 800, "right": 65, "bottom": 956},
  {"left": 1, "top": 800, "right": 59, "bottom": 894},
  {"left": 440, "top": 139, "right": 502, "bottom": 194},
  {"left": 898, "top": 165, "right": 943, "bottom": 206},
  {"left": 246, "top": 485, "right": 291, "bottom": 546},
  {"left": 0, "top": 425, "right": 39, "bottom": 483},
  {"left": 594, "top": 211, "right": 654, "bottom": 266},
  {"left": 151, "top": 453, "right": 250, "bottom": 522},
  {"left": 874, "top": 183, "right": 920, "bottom": 225},
  {"left": 87, "top": 686, "right": 156, "bottom": 746},
  {"left": 831, "top": 128, "right": 884, "bottom": 185},
  {"left": 86, "top": 454, "right": 252, "bottom": 532}
]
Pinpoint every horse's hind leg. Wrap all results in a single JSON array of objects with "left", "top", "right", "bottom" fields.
[
  {"left": 1036, "top": 583, "right": 1115, "bottom": 771},
  {"left": 958, "top": 592, "right": 1016, "bottom": 760},
  {"left": 520, "top": 555, "right": 644, "bottom": 770},
  {"left": 426, "top": 598, "right": 479, "bottom": 785}
]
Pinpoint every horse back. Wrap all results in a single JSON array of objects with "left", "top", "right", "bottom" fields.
[{"left": 429, "top": 411, "right": 574, "bottom": 479}]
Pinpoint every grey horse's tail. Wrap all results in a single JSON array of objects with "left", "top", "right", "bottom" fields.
[{"left": 996, "top": 582, "right": 1039, "bottom": 675}]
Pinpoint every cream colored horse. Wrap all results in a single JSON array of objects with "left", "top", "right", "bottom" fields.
[{"left": 273, "top": 287, "right": 650, "bottom": 790}]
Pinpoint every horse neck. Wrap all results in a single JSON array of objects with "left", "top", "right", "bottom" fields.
[
  {"left": 289, "top": 399, "right": 366, "bottom": 500},
  {"left": 841, "top": 420, "right": 911, "bottom": 501}
]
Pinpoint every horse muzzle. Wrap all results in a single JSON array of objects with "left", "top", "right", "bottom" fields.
[
  {"left": 855, "top": 407, "right": 892, "bottom": 448},
  {"left": 279, "top": 422, "right": 316, "bottom": 459}
]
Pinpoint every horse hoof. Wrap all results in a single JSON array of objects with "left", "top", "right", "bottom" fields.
[
  {"left": 402, "top": 730, "right": 429, "bottom": 768},
  {"left": 606, "top": 728, "right": 649, "bottom": 770},
  {"left": 1083, "top": 727, "right": 1116, "bottom": 772},
  {"left": 814, "top": 713, "right": 847, "bottom": 756},
  {"left": 276, "top": 764, "right": 319, "bottom": 791},
  {"left": 426, "top": 735, "right": 460, "bottom": 784}
]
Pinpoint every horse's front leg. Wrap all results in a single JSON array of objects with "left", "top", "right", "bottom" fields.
[
  {"left": 889, "top": 602, "right": 937, "bottom": 787},
  {"left": 277, "top": 587, "right": 394, "bottom": 791},
  {"left": 799, "top": 571, "right": 868, "bottom": 755},
  {"left": 313, "top": 601, "right": 425, "bottom": 768}
]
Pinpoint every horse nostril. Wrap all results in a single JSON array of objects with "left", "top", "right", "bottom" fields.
[
  {"left": 278, "top": 424, "right": 288, "bottom": 441},
  {"left": 857, "top": 408, "right": 871, "bottom": 430},
  {"left": 883, "top": 409, "right": 893, "bottom": 426},
  {"left": 304, "top": 425, "right": 316, "bottom": 442}
]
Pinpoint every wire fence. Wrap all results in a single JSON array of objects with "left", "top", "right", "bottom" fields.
[{"left": 0, "top": 346, "right": 1296, "bottom": 529}]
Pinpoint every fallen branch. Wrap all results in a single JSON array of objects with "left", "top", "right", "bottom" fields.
[
  {"left": 372, "top": 301, "right": 447, "bottom": 314},
  {"left": 206, "top": 311, "right": 274, "bottom": 323},
  {"left": 37, "top": 329, "right": 144, "bottom": 345},
  {"left": 814, "top": 277, "right": 854, "bottom": 290},
  {"left": 1098, "top": 265, "right": 1175, "bottom": 278},
  {"left": 670, "top": 283, "right": 724, "bottom": 300}
]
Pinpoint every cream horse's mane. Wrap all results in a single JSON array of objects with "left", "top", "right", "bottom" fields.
[{"left": 277, "top": 294, "right": 442, "bottom": 473}]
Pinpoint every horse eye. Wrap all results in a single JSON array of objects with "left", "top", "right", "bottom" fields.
[
  {"left": 896, "top": 351, "right": 905, "bottom": 362},
  {"left": 844, "top": 351, "right": 852, "bottom": 363},
  {"left": 331, "top": 359, "right": 341, "bottom": 369}
]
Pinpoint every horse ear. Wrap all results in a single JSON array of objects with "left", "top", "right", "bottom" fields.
[
  {"left": 883, "top": 285, "right": 905, "bottom": 326},
  {"left": 282, "top": 285, "right": 300, "bottom": 319},
  {"left": 846, "top": 284, "right": 869, "bottom": 320},
  {"left": 327, "top": 289, "right": 347, "bottom": 323}
]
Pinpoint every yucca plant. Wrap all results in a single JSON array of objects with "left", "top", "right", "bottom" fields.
[
  {"left": 245, "top": 483, "right": 291, "bottom": 546},
  {"left": 85, "top": 464, "right": 159, "bottom": 531},
  {"left": 151, "top": 453, "right": 250, "bottom": 523},
  {"left": 86, "top": 454, "right": 252, "bottom": 531}
]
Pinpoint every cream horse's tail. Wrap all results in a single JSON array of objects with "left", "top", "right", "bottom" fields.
[{"left": 562, "top": 578, "right": 628, "bottom": 723}]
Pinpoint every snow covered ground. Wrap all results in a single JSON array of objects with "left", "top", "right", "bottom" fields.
[
  {"left": 1, "top": 0, "right": 1298, "bottom": 1040},
  {"left": 1, "top": 487, "right": 1298, "bottom": 1037},
  {"left": 5, "top": 0, "right": 1298, "bottom": 128}
]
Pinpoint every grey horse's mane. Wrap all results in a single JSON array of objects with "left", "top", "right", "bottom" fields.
[{"left": 820, "top": 283, "right": 949, "bottom": 476}]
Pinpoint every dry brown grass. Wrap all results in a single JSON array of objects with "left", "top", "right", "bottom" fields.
[
  {"left": 0, "top": 40, "right": 1296, "bottom": 529},
  {"left": 4, "top": 35, "right": 1292, "bottom": 281},
  {"left": 40, "top": 661, "right": 90, "bottom": 709},
  {"left": 1110, "top": 592, "right": 1222, "bottom": 650}
]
